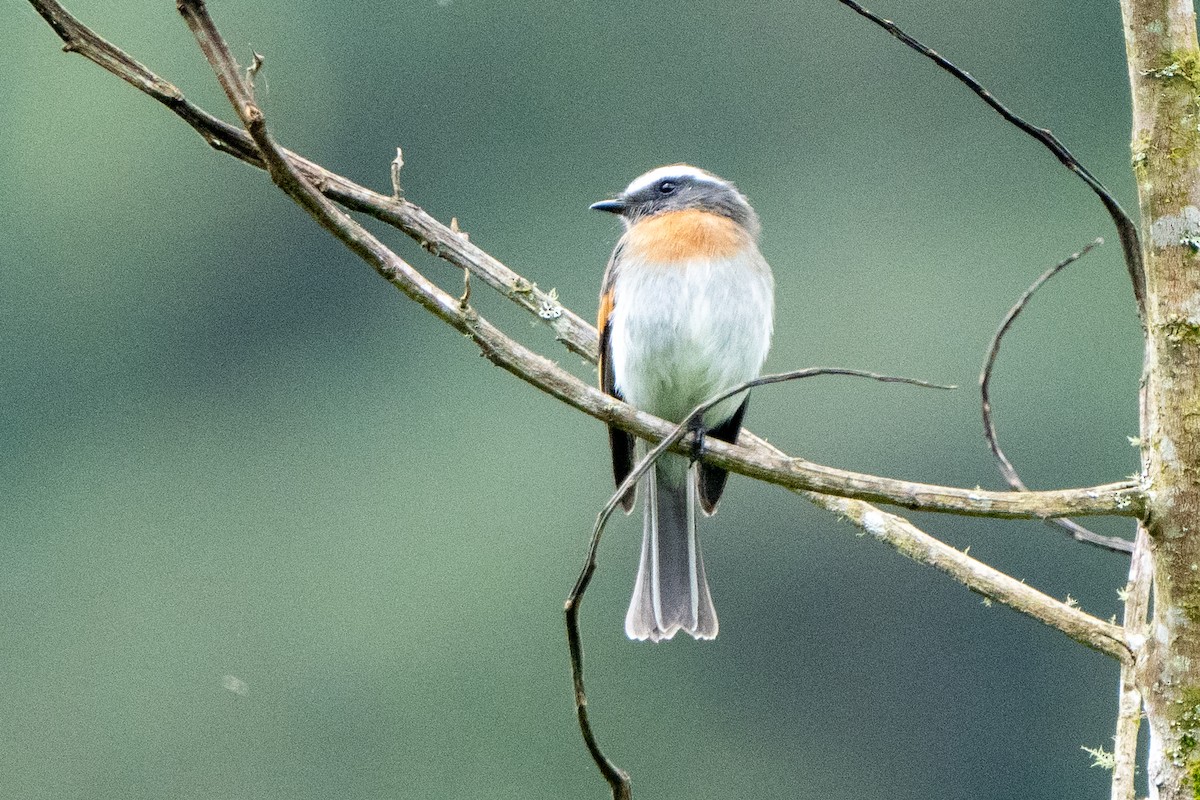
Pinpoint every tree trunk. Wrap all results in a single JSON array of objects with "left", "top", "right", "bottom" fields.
[{"left": 1121, "top": 1, "right": 1200, "bottom": 797}]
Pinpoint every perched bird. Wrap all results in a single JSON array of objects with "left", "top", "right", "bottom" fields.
[{"left": 592, "top": 165, "right": 775, "bottom": 642}]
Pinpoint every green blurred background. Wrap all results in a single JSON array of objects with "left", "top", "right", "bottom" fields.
[{"left": 4, "top": 1, "right": 1144, "bottom": 797}]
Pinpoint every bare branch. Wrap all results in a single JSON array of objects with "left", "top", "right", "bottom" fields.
[
  {"left": 26, "top": 0, "right": 1145, "bottom": 526},
  {"left": 980, "top": 239, "right": 1135, "bottom": 554},
  {"left": 835, "top": 0, "right": 1146, "bottom": 319},
  {"left": 29, "top": 3, "right": 1147, "bottom": 791},
  {"left": 1112, "top": 525, "right": 1153, "bottom": 800},
  {"left": 1120, "top": 0, "right": 1200, "bottom": 794},
  {"left": 566, "top": 474, "right": 638, "bottom": 799},
  {"left": 30, "top": 0, "right": 185, "bottom": 108},
  {"left": 830, "top": 496, "right": 1132, "bottom": 663},
  {"left": 566, "top": 452, "right": 1134, "bottom": 798},
  {"left": 567, "top": 366, "right": 1124, "bottom": 794},
  {"left": 982, "top": 240, "right": 1102, "bottom": 487},
  {"left": 169, "top": 0, "right": 1133, "bottom": 686},
  {"left": 740, "top": 409, "right": 1129, "bottom": 665},
  {"left": 27, "top": 0, "right": 601, "bottom": 359},
  {"left": 585, "top": 370, "right": 1128, "bottom": 660}
]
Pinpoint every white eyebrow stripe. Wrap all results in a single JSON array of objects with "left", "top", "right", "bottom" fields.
[{"left": 623, "top": 164, "right": 726, "bottom": 195}]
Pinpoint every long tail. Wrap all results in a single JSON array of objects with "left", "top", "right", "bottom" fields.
[{"left": 624, "top": 454, "right": 718, "bottom": 642}]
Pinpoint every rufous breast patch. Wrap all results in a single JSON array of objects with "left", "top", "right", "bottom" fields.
[{"left": 624, "top": 209, "right": 748, "bottom": 264}]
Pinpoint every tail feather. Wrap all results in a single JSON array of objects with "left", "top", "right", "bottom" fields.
[{"left": 625, "top": 455, "right": 718, "bottom": 642}]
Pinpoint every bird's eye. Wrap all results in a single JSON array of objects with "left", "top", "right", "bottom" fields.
[{"left": 657, "top": 180, "right": 677, "bottom": 195}]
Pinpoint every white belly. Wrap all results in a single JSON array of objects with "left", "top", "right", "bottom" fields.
[{"left": 609, "top": 251, "right": 774, "bottom": 426}]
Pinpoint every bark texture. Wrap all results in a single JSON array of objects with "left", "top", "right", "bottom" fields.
[{"left": 1121, "top": 1, "right": 1200, "bottom": 796}]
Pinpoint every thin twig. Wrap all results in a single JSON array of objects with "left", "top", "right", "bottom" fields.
[
  {"left": 835, "top": 0, "right": 1146, "bottom": 320},
  {"left": 568, "top": 365, "right": 1130, "bottom": 796},
  {"left": 40, "top": 0, "right": 1142, "bottom": 666},
  {"left": 982, "top": 241, "right": 1101, "bottom": 487},
  {"left": 24, "top": 0, "right": 1147, "bottom": 519},
  {"left": 567, "top": 366, "right": 1128, "bottom": 796},
  {"left": 29, "top": 5, "right": 1143, "bottom": 791},
  {"left": 566, "top": 524, "right": 631, "bottom": 800},
  {"left": 980, "top": 239, "right": 1135, "bottom": 554},
  {"left": 176, "top": 12, "right": 855, "bottom": 800},
  {"left": 567, "top": 368, "right": 954, "bottom": 796},
  {"left": 178, "top": 5, "right": 627, "bottom": 794},
  {"left": 1112, "top": 524, "right": 1152, "bottom": 800},
  {"left": 625, "top": 376, "right": 1130, "bottom": 664},
  {"left": 28, "top": 0, "right": 600, "bottom": 357}
]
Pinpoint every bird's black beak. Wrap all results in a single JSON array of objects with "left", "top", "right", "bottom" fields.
[{"left": 589, "top": 198, "right": 626, "bottom": 214}]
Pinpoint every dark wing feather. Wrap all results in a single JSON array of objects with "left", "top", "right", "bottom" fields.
[
  {"left": 599, "top": 248, "right": 636, "bottom": 512},
  {"left": 697, "top": 393, "right": 751, "bottom": 515}
]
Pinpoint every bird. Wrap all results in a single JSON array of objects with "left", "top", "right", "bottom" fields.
[{"left": 592, "top": 164, "right": 775, "bottom": 642}]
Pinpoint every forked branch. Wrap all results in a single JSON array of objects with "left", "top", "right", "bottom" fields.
[
  {"left": 26, "top": 2, "right": 1148, "bottom": 797},
  {"left": 26, "top": 0, "right": 1143, "bottom": 523},
  {"left": 567, "top": 369, "right": 1132, "bottom": 795}
]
